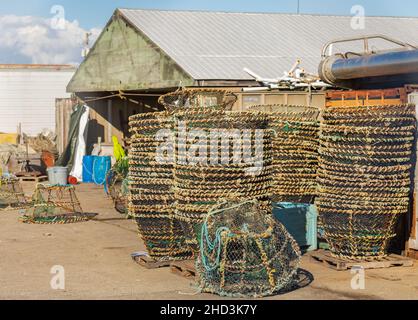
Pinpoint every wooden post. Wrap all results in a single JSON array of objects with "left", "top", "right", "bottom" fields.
[{"left": 107, "top": 99, "right": 113, "bottom": 143}]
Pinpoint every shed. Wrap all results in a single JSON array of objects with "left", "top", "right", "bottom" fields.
[
  {"left": 67, "top": 9, "right": 418, "bottom": 144},
  {"left": 0, "top": 64, "right": 76, "bottom": 136}
]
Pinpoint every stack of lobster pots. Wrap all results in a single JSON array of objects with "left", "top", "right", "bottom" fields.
[
  {"left": 159, "top": 90, "right": 274, "bottom": 256},
  {"left": 317, "top": 104, "right": 416, "bottom": 259},
  {"left": 250, "top": 105, "right": 320, "bottom": 202},
  {"left": 129, "top": 111, "right": 192, "bottom": 261}
]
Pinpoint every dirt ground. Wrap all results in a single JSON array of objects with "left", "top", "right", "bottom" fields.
[{"left": 0, "top": 182, "right": 417, "bottom": 300}]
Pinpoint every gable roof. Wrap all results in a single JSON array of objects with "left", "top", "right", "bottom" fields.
[{"left": 118, "top": 9, "right": 418, "bottom": 81}]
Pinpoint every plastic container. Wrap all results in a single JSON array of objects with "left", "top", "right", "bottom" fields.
[
  {"left": 92, "top": 156, "right": 111, "bottom": 186},
  {"left": 82, "top": 155, "right": 97, "bottom": 183},
  {"left": 47, "top": 167, "right": 68, "bottom": 186},
  {"left": 68, "top": 176, "right": 78, "bottom": 185},
  {"left": 41, "top": 151, "right": 55, "bottom": 168},
  {"left": 273, "top": 202, "right": 318, "bottom": 253}
]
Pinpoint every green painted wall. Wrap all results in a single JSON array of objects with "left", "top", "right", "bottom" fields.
[{"left": 67, "top": 14, "right": 194, "bottom": 93}]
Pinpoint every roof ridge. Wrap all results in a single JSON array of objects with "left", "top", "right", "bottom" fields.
[{"left": 118, "top": 8, "right": 418, "bottom": 20}]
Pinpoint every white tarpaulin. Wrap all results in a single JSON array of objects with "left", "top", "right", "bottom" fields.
[{"left": 70, "top": 105, "right": 90, "bottom": 181}]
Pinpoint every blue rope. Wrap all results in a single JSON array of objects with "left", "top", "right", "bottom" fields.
[{"left": 200, "top": 221, "right": 230, "bottom": 272}]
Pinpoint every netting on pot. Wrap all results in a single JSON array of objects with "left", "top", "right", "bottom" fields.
[
  {"left": 128, "top": 111, "right": 192, "bottom": 261},
  {"left": 197, "top": 200, "right": 301, "bottom": 298},
  {"left": 317, "top": 104, "right": 416, "bottom": 259},
  {"left": 158, "top": 89, "right": 238, "bottom": 112},
  {"left": 172, "top": 108, "right": 274, "bottom": 256},
  {"left": 0, "top": 176, "right": 28, "bottom": 210},
  {"left": 250, "top": 105, "right": 320, "bottom": 203},
  {"left": 21, "top": 184, "right": 93, "bottom": 224}
]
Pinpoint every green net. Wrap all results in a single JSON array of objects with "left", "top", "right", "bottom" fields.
[{"left": 197, "top": 200, "right": 301, "bottom": 298}]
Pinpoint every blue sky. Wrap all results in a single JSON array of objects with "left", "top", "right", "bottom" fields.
[
  {"left": 0, "top": 0, "right": 417, "bottom": 65},
  {"left": 1, "top": 0, "right": 417, "bottom": 29}
]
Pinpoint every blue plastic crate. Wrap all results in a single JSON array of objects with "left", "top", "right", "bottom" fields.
[{"left": 273, "top": 202, "right": 318, "bottom": 253}]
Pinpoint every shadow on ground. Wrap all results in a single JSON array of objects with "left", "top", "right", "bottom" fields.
[{"left": 278, "top": 268, "right": 314, "bottom": 295}]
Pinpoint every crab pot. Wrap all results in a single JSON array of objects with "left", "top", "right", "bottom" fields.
[
  {"left": 129, "top": 111, "right": 192, "bottom": 261},
  {"left": 317, "top": 104, "right": 416, "bottom": 259},
  {"left": 172, "top": 108, "right": 274, "bottom": 256}
]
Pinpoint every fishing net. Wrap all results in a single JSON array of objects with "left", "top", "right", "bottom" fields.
[
  {"left": 317, "top": 104, "right": 416, "bottom": 259},
  {"left": 197, "top": 200, "right": 301, "bottom": 298},
  {"left": 128, "top": 111, "right": 192, "bottom": 261},
  {"left": 0, "top": 176, "right": 28, "bottom": 210},
  {"left": 172, "top": 107, "right": 274, "bottom": 256},
  {"left": 20, "top": 184, "right": 92, "bottom": 224},
  {"left": 250, "top": 104, "right": 320, "bottom": 203}
]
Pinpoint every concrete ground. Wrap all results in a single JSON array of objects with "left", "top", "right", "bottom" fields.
[{"left": 0, "top": 182, "right": 417, "bottom": 300}]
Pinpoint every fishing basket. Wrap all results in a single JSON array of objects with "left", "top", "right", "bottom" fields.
[
  {"left": 0, "top": 176, "right": 28, "bottom": 210},
  {"left": 172, "top": 108, "right": 274, "bottom": 255},
  {"left": 20, "top": 184, "right": 93, "bottom": 224},
  {"left": 128, "top": 111, "right": 192, "bottom": 261},
  {"left": 317, "top": 104, "right": 416, "bottom": 259},
  {"left": 197, "top": 200, "right": 301, "bottom": 298},
  {"left": 158, "top": 88, "right": 238, "bottom": 112},
  {"left": 250, "top": 105, "right": 320, "bottom": 203}
]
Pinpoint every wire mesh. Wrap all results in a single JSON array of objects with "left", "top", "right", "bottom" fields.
[
  {"left": 0, "top": 176, "right": 28, "bottom": 210},
  {"left": 21, "top": 184, "right": 91, "bottom": 224},
  {"left": 317, "top": 104, "right": 416, "bottom": 259},
  {"left": 106, "top": 169, "right": 129, "bottom": 214},
  {"left": 158, "top": 88, "right": 238, "bottom": 112},
  {"left": 197, "top": 200, "right": 301, "bottom": 298}
]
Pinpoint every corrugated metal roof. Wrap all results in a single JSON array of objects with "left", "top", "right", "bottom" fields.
[{"left": 119, "top": 9, "right": 418, "bottom": 81}]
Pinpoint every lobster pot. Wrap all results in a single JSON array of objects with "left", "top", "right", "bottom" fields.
[
  {"left": 251, "top": 105, "right": 320, "bottom": 203},
  {"left": 173, "top": 109, "right": 274, "bottom": 255},
  {"left": 21, "top": 184, "right": 92, "bottom": 224},
  {"left": 128, "top": 112, "right": 192, "bottom": 261},
  {"left": 0, "top": 176, "right": 28, "bottom": 210},
  {"left": 317, "top": 104, "right": 416, "bottom": 259},
  {"left": 197, "top": 200, "right": 301, "bottom": 298}
]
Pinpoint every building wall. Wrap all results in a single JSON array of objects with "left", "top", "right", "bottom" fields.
[
  {"left": 0, "top": 68, "right": 74, "bottom": 135},
  {"left": 235, "top": 91, "right": 325, "bottom": 111},
  {"left": 67, "top": 13, "right": 194, "bottom": 93},
  {"left": 83, "top": 95, "right": 161, "bottom": 148}
]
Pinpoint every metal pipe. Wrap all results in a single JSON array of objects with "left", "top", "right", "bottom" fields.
[{"left": 319, "top": 49, "right": 418, "bottom": 89}]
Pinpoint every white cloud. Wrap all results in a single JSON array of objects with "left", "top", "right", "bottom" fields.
[{"left": 0, "top": 15, "right": 101, "bottom": 65}]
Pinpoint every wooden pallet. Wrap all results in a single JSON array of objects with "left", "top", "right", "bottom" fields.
[
  {"left": 170, "top": 260, "right": 197, "bottom": 279},
  {"left": 131, "top": 255, "right": 171, "bottom": 269},
  {"left": 310, "top": 250, "right": 414, "bottom": 271},
  {"left": 407, "top": 249, "right": 418, "bottom": 260},
  {"left": 18, "top": 175, "right": 48, "bottom": 183}
]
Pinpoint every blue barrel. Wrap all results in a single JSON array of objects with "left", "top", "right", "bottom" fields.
[
  {"left": 82, "top": 155, "right": 97, "bottom": 183},
  {"left": 92, "top": 156, "right": 112, "bottom": 186}
]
